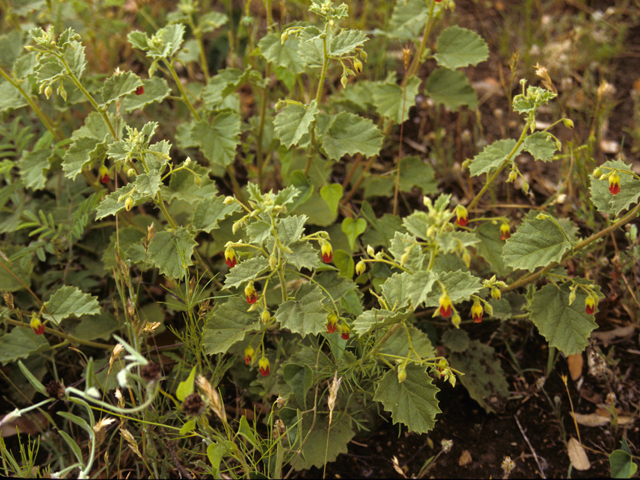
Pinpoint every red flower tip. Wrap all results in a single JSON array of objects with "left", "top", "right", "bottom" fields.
[
  {"left": 609, "top": 172, "right": 620, "bottom": 195},
  {"left": 245, "top": 283, "right": 258, "bottom": 304},
  {"left": 500, "top": 223, "right": 511, "bottom": 241},
  {"left": 135, "top": 85, "right": 144, "bottom": 95},
  {"left": 99, "top": 165, "right": 110, "bottom": 184},
  {"left": 326, "top": 313, "right": 338, "bottom": 334},
  {"left": 30, "top": 316, "right": 45, "bottom": 335},
  {"left": 471, "top": 302, "right": 483, "bottom": 324},
  {"left": 455, "top": 205, "right": 469, "bottom": 227},
  {"left": 321, "top": 241, "right": 333, "bottom": 264},
  {"left": 224, "top": 247, "right": 237, "bottom": 269},
  {"left": 585, "top": 296, "right": 596, "bottom": 315},
  {"left": 244, "top": 345, "right": 254, "bottom": 365},
  {"left": 258, "top": 357, "right": 270, "bottom": 376},
  {"left": 439, "top": 294, "right": 453, "bottom": 318},
  {"left": 340, "top": 324, "right": 351, "bottom": 340}
]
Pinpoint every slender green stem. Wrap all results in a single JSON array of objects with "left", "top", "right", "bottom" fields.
[
  {"left": 256, "top": 64, "right": 271, "bottom": 190},
  {"left": 1, "top": 317, "right": 111, "bottom": 349},
  {"left": 0, "top": 67, "right": 62, "bottom": 142},
  {"left": 406, "top": 0, "right": 436, "bottom": 79},
  {"left": 163, "top": 59, "right": 201, "bottom": 121}
]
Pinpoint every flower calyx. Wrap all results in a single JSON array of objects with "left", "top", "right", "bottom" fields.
[
  {"left": 244, "top": 345, "right": 255, "bottom": 365},
  {"left": 30, "top": 315, "right": 45, "bottom": 335},
  {"left": 326, "top": 313, "right": 338, "bottom": 334},
  {"left": 500, "top": 223, "right": 511, "bottom": 241}
]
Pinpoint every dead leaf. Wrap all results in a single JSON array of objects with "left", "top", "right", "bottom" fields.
[
  {"left": 567, "top": 353, "right": 583, "bottom": 381},
  {"left": 594, "top": 407, "right": 635, "bottom": 425},
  {"left": 591, "top": 326, "right": 636, "bottom": 343},
  {"left": 0, "top": 411, "right": 48, "bottom": 437},
  {"left": 571, "top": 412, "right": 609, "bottom": 427},
  {"left": 579, "top": 388, "right": 602, "bottom": 405},
  {"left": 459, "top": 450, "right": 472, "bottom": 467},
  {"left": 567, "top": 437, "right": 590, "bottom": 471}
]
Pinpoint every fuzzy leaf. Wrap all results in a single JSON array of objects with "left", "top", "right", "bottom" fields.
[
  {"left": 320, "top": 184, "right": 343, "bottom": 216},
  {"left": 589, "top": 159, "right": 640, "bottom": 216},
  {"left": 190, "top": 112, "right": 241, "bottom": 168},
  {"left": 99, "top": 71, "right": 142, "bottom": 108},
  {"left": 0, "top": 328, "right": 49, "bottom": 365},
  {"left": 19, "top": 148, "right": 51, "bottom": 191},
  {"left": 371, "top": 76, "right": 421, "bottom": 124},
  {"left": 191, "top": 196, "right": 240, "bottom": 233},
  {"left": 296, "top": 26, "right": 324, "bottom": 68},
  {"left": 0, "top": 81, "right": 28, "bottom": 112},
  {"left": 203, "top": 296, "right": 261, "bottom": 355},
  {"left": 374, "top": 364, "right": 441, "bottom": 434},
  {"left": 274, "top": 101, "right": 319, "bottom": 148},
  {"left": 319, "top": 111, "right": 383, "bottom": 160},
  {"left": 122, "top": 77, "right": 171, "bottom": 112},
  {"left": 528, "top": 282, "right": 599, "bottom": 355},
  {"left": 147, "top": 228, "right": 198, "bottom": 280},
  {"left": 286, "top": 242, "right": 321, "bottom": 270},
  {"left": 42, "top": 286, "right": 100, "bottom": 324},
  {"left": 133, "top": 171, "right": 162, "bottom": 197},
  {"left": 277, "top": 215, "right": 307, "bottom": 246},
  {"left": 329, "top": 29, "right": 369, "bottom": 57},
  {"left": 258, "top": 32, "right": 306, "bottom": 73},
  {"left": 523, "top": 131, "right": 558, "bottom": 162},
  {"left": 275, "top": 283, "right": 327, "bottom": 336},
  {"left": 502, "top": 214, "right": 572, "bottom": 272},
  {"left": 379, "top": 326, "right": 435, "bottom": 359},
  {"left": 202, "top": 67, "right": 251, "bottom": 109},
  {"left": 163, "top": 168, "right": 218, "bottom": 204},
  {"left": 62, "top": 137, "right": 101, "bottom": 180},
  {"left": 422, "top": 270, "right": 482, "bottom": 307},
  {"left": 352, "top": 308, "right": 407, "bottom": 335},
  {"left": 386, "top": 0, "right": 434, "bottom": 40},
  {"left": 224, "top": 257, "right": 270, "bottom": 289},
  {"left": 341, "top": 217, "right": 367, "bottom": 250},
  {"left": 469, "top": 139, "right": 522, "bottom": 177},
  {"left": 450, "top": 340, "right": 509, "bottom": 413},
  {"left": 434, "top": 26, "right": 488, "bottom": 69},
  {"left": 293, "top": 414, "right": 355, "bottom": 470},
  {"left": 425, "top": 68, "right": 477, "bottom": 110},
  {"left": 474, "top": 222, "right": 509, "bottom": 276},
  {"left": 283, "top": 363, "right": 313, "bottom": 409}
]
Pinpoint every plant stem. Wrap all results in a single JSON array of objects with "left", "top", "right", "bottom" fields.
[
  {"left": 163, "top": 59, "right": 201, "bottom": 121},
  {"left": 406, "top": 0, "right": 436, "bottom": 79},
  {"left": 1, "top": 317, "right": 111, "bottom": 349}
]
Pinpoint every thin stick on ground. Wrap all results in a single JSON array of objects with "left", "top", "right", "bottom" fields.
[{"left": 514, "top": 414, "right": 547, "bottom": 479}]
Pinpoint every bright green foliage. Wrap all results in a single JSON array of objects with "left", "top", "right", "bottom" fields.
[
  {"left": 528, "top": 282, "right": 600, "bottom": 355},
  {"left": 275, "top": 283, "right": 328, "bottom": 336},
  {"left": 19, "top": 147, "right": 51, "bottom": 190},
  {"left": 434, "top": 26, "right": 489, "bottom": 69},
  {"left": 258, "top": 32, "right": 306, "bottom": 73},
  {"left": 502, "top": 213, "right": 574, "bottom": 272},
  {"left": 320, "top": 184, "right": 343, "bottom": 216},
  {"left": 123, "top": 77, "right": 171, "bottom": 112},
  {"left": 425, "top": 68, "right": 478, "bottom": 110},
  {"left": 63, "top": 137, "right": 104, "bottom": 181},
  {"left": 512, "top": 86, "right": 556, "bottom": 115},
  {"left": 590, "top": 159, "right": 640, "bottom": 216},
  {"left": 329, "top": 29, "right": 368, "bottom": 57},
  {"left": 378, "top": 326, "right": 435, "bottom": 359},
  {"left": 610, "top": 439, "right": 638, "bottom": 478},
  {"left": 469, "top": 139, "right": 522, "bottom": 177},
  {"left": 423, "top": 270, "right": 483, "bottom": 307},
  {"left": 523, "top": 131, "right": 558, "bottom": 162},
  {"left": 188, "top": 113, "right": 241, "bottom": 168},
  {"left": 373, "top": 365, "right": 441, "bottom": 434},
  {"left": 293, "top": 413, "right": 355, "bottom": 470},
  {"left": 319, "top": 112, "right": 383, "bottom": 160},
  {"left": 0, "top": 328, "right": 49, "bottom": 365},
  {"left": 450, "top": 341, "right": 509, "bottom": 413},
  {"left": 474, "top": 222, "right": 509, "bottom": 276},
  {"left": 191, "top": 196, "right": 241, "bottom": 233},
  {"left": 128, "top": 24, "right": 185, "bottom": 59},
  {"left": 274, "top": 101, "right": 319, "bottom": 148},
  {"left": 283, "top": 363, "right": 314, "bottom": 409},
  {"left": 203, "top": 297, "right": 261, "bottom": 355},
  {"left": 224, "top": 257, "right": 270, "bottom": 289},
  {"left": 99, "top": 71, "right": 142, "bottom": 109},
  {"left": 43, "top": 286, "right": 100, "bottom": 324},
  {"left": 176, "top": 365, "right": 197, "bottom": 401},
  {"left": 352, "top": 307, "right": 409, "bottom": 335},
  {"left": 147, "top": 228, "right": 198, "bottom": 280},
  {"left": 341, "top": 217, "right": 367, "bottom": 250},
  {"left": 202, "top": 68, "right": 258, "bottom": 109},
  {"left": 371, "top": 76, "right": 421, "bottom": 124}
]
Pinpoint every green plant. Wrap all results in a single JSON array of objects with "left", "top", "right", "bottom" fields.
[{"left": 0, "top": 0, "right": 638, "bottom": 477}]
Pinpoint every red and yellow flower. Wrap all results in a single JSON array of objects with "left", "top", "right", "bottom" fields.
[
  {"left": 258, "top": 357, "right": 270, "bottom": 376},
  {"left": 340, "top": 323, "right": 351, "bottom": 341},
  {"left": 244, "top": 345, "right": 255, "bottom": 365},
  {"left": 609, "top": 172, "right": 620, "bottom": 195},
  {"left": 224, "top": 247, "right": 237, "bottom": 268},
  {"left": 99, "top": 165, "right": 110, "bottom": 184},
  {"left": 30, "top": 315, "right": 45, "bottom": 335},
  {"left": 245, "top": 282, "right": 258, "bottom": 304},
  {"left": 321, "top": 241, "right": 333, "bottom": 264},
  {"left": 439, "top": 293, "right": 453, "bottom": 318},
  {"left": 135, "top": 85, "right": 144, "bottom": 95},
  {"left": 500, "top": 223, "right": 511, "bottom": 241},
  {"left": 471, "top": 301, "right": 483, "bottom": 323},
  {"left": 455, "top": 205, "right": 469, "bottom": 227},
  {"left": 326, "top": 313, "right": 338, "bottom": 334},
  {"left": 585, "top": 295, "right": 596, "bottom": 315}
]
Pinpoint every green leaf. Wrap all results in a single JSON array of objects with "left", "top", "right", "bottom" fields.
[
  {"left": 523, "top": 131, "right": 558, "bottom": 162},
  {"left": 422, "top": 270, "right": 482, "bottom": 307},
  {"left": 283, "top": 363, "right": 313, "bottom": 409},
  {"left": 63, "top": 40, "right": 86, "bottom": 79},
  {"left": 19, "top": 148, "right": 51, "bottom": 191},
  {"left": 320, "top": 183, "right": 343, "bottom": 216},
  {"left": 163, "top": 167, "right": 218, "bottom": 204},
  {"left": 474, "top": 222, "right": 509, "bottom": 276},
  {"left": 341, "top": 217, "right": 367, "bottom": 251},
  {"left": 17, "top": 360, "right": 47, "bottom": 396},
  {"left": 72, "top": 312, "right": 119, "bottom": 341},
  {"left": 0, "top": 30, "right": 24, "bottom": 69},
  {"left": 319, "top": 111, "right": 383, "bottom": 160},
  {"left": 99, "top": 71, "right": 142, "bottom": 108},
  {"left": 224, "top": 257, "right": 270, "bottom": 289},
  {"left": 199, "top": 11, "right": 229, "bottom": 32},
  {"left": 58, "top": 430, "right": 83, "bottom": 464},
  {"left": 371, "top": 76, "right": 421, "bottom": 124},
  {"left": 449, "top": 340, "right": 509, "bottom": 413},
  {"left": 258, "top": 32, "right": 306, "bottom": 73},
  {"left": 610, "top": 449, "right": 638, "bottom": 478},
  {"left": 95, "top": 184, "right": 139, "bottom": 220},
  {"left": 314, "top": 271, "right": 359, "bottom": 306},
  {"left": 589, "top": 159, "right": 640, "bottom": 216},
  {"left": 378, "top": 326, "right": 435, "bottom": 359},
  {"left": 402, "top": 210, "right": 431, "bottom": 240},
  {"left": 274, "top": 101, "right": 319, "bottom": 148},
  {"left": 147, "top": 227, "right": 198, "bottom": 280},
  {"left": 528, "top": 282, "right": 599, "bottom": 355},
  {"left": 329, "top": 29, "right": 369, "bottom": 57},
  {"left": 0, "top": 328, "right": 49, "bottom": 365},
  {"left": 388, "top": 232, "right": 426, "bottom": 271},
  {"left": 512, "top": 86, "right": 556, "bottom": 115},
  {"left": 192, "top": 196, "right": 240, "bottom": 233},
  {"left": 62, "top": 137, "right": 101, "bottom": 180},
  {"left": 333, "top": 250, "right": 354, "bottom": 279},
  {"left": 405, "top": 271, "right": 439, "bottom": 307},
  {"left": 296, "top": 26, "right": 324, "bottom": 68},
  {"left": 180, "top": 419, "right": 197, "bottom": 435},
  {"left": 425, "top": 68, "right": 478, "bottom": 110},
  {"left": 434, "top": 26, "right": 488, "bottom": 69},
  {"left": 502, "top": 214, "right": 572, "bottom": 272},
  {"left": 387, "top": 0, "right": 433, "bottom": 40},
  {"left": 373, "top": 364, "right": 441, "bottom": 434},
  {"left": 277, "top": 215, "right": 307, "bottom": 246},
  {"left": 286, "top": 242, "right": 321, "bottom": 270},
  {"left": 275, "top": 283, "right": 327, "bottom": 337},
  {"left": 436, "top": 231, "right": 480, "bottom": 255},
  {"left": 293, "top": 413, "right": 355, "bottom": 470},
  {"left": 203, "top": 297, "right": 261, "bottom": 355},
  {"left": 128, "top": 24, "right": 185, "bottom": 59},
  {"left": 42, "top": 286, "right": 100, "bottom": 324},
  {"left": 0, "top": 246, "right": 34, "bottom": 292},
  {"left": 190, "top": 113, "right": 241, "bottom": 168},
  {"left": 0, "top": 81, "right": 28, "bottom": 112},
  {"left": 202, "top": 67, "right": 252, "bottom": 109},
  {"left": 352, "top": 307, "right": 407, "bottom": 335},
  {"left": 123, "top": 77, "right": 171, "bottom": 112},
  {"left": 398, "top": 156, "right": 438, "bottom": 194},
  {"left": 469, "top": 139, "right": 522, "bottom": 177},
  {"left": 176, "top": 365, "right": 197, "bottom": 402},
  {"left": 133, "top": 171, "right": 162, "bottom": 197},
  {"left": 441, "top": 328, "right": 470, "bottom": 353}
]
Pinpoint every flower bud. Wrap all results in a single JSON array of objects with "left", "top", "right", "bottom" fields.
[
  {"left": 30, "top": 315, "right": 45, "bottom": 335},
  {"left": 507, "top": 170, "right": 518, "bottom": 183},
  {"left": 224, "top": 247, "right": 237, "bottom": 268},
  {"left": 99, "top": 165, "right": 110, "bottom": 184},
  {"left": 471, "top": 301, "right": 483, "bottom": 323},
  {"left": 593, "top": 167, "right": 602, "bottom": 178},
  {"left": 451, "top": 313, "right": 461, "bottom": 329},
  {"left": 367, "top": 245, "right": 375, "bottom": 256},
  {"left": 244, "top": 345, "right": 254, "bottom": 365},
  {"left": 438, "top": 294, "right": 453, "bottom": 318},
  {"left": 326, "top": 313, "right": 338, "bottom": 334},
  {"left": 261, "top": 310, "right": 271, "bottom": 324},
  {"left": 321, "top": 241, "right": 333, "bottom": 263},
  {"left": 585, "top": 295, "right": 596, "bottom": 315},
  {"left": 340, "top": 323, "right": 351, "bottom": 341},
  {"left": 563, "top": 118, "right": 574, "bottom": 129},
  {"left": 125, "top": 196, "right": 134, "bottom": 211},
  {"left": 245, "top": 282, "right": 258, "bottom": 304},
  {"left": 455, "top": 205, "right": 468, "bottom": 227},
  {"left": 609, "top": 172, "right": 621, "bottom": 195},
  {"left": 355, "top": 260, "right": 366, "bottom": 276},
  {"left": 223, "top": 196, "right": 235, "bottom": 205},
  {"left": 127, "top": 168, "right": 136, "bottom": 177},
  {"left": 500, "top": 223, "right": 511, "bottom": 241},
  {"left": 397, "top": 365, "right": 407, "bottom": 383},
  {"left": 258, "top": 357, "right": 270, "bottom": 376},
  {"left": 353, "top": 57, "right": 363, "bottom": 73},
  {"left": 491, "top": 287, "right": 502, "bottom": 301}
]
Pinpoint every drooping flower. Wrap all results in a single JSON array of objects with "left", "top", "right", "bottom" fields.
[
  {"left": 609, "top": 172, "right": 621, "bottom": 195},
  {"left": 585, "top": 295, "right": 596, "bottom": 315},
  {"left": 245, "top": 282, "right": 258, "bottom": 304},
  {"left": 259, "top": 357, "right": 270, "bottom": 376},
  {"left": 439, "top": 294, "right": 453, "bottom": 318},
  {"left": 244, "top": 345, "right": 255, "bottom": 365},
  {"left": 500, "top": 223, "right": 511, "bottom": 241},
  {"left": 135, "top": 85, "right": 144, "bottom": 95},
  {"left": 471, "top": 301, "right": 483, "bottom": 323},
  {"left": 355, "top": 260, "right": 366, "bottom": 276},
  {"left": 340, "top": 323, "right": 351, "bottom": 341},
  {"left": 326, "top": 313, "right": 338, "bottom": 334},
  {"left": 455, "top": 205, "right": 469, "bottom": 227},
  {"left": 30, "top": 315, "right": 45, "bottom": 335},
  {"left": 99, "top": 165, "right": 110, "bottom": 184},
  {"left": 491, "top": 287, "right": 502, "bottom": 301},
  {"left": 321, "top": 241, "right": 333, "bottom": 264},
  {"left": 224, "top": 247, "right": 237, "bottom": 269}
]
